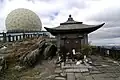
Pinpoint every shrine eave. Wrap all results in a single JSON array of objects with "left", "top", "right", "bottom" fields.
[{"left": 44, "top": 23, "right": 105, "bottom": 36}]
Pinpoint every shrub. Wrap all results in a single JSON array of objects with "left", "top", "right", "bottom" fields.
[{"left": 80, "top": 44, "right": 92, "bottom": 56}]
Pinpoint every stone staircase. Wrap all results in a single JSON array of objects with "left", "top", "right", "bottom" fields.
[{"left": 54, "top": 60, "right": 92, "bottom": 80}]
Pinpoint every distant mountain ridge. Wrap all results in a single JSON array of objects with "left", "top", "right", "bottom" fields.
[{"left": 96, "top": 46, "right": 120, "bottom": 50}]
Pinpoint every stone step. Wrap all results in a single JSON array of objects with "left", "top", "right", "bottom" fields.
[
  {"left": 55, "top": 69, "right": 63, "bottom": 74},
  {"left": 62, "top": 65, "right": 92, "bottom": 69},
  {"left": 90, "top": 71, "right": 101, "bottom": 74},
  {"left": 46, "top": 74, "right": 59, "bottom": 79},
  {"left": 65, "top": 68, "right": 89, "bottom": 73},
  {"left": 55, "top": 77, "right": 66, "bottom": 80}
]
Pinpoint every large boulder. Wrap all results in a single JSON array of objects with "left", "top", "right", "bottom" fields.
[
  {"left": 19, "top": 40, "right": 46, "bottom": 66},
  {"left": 20, "top": 49, "right": 40, "bottom": 66},
  {"left": 43, "top": 44, "right": 57, "bottom": 60}
]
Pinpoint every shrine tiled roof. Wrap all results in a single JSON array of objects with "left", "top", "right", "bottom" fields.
[
  {"left": 45, "top": 15, "right": 105, "bottom": 35},
  {"left": 53, "top": 23, "right": 104, "bottom": 30}
]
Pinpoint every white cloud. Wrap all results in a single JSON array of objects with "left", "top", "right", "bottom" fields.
[
  {"left": 89, "top": 38, "right": 120, "bottom": 46},
  {"left": 0, "top": 0, "right": 120, "bottom": 45}
]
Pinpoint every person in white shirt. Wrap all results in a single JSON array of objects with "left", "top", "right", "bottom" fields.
[
  {"left": 72, "top": 49, "right": 76, "bottom": 55},
  {"left": 72, "top": 48, "right": 76, "bottom": 61}
]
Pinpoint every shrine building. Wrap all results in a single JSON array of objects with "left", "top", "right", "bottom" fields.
[{"left": 45, "top": 15, "right": 105, "bottom": 53}]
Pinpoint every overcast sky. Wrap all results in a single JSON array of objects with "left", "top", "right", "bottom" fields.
[{"left": 0, "top": 0, "right": 120, "bottom": 46}]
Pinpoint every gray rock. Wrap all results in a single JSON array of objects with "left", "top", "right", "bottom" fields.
[
  {"left": 0, "top": 46, "right": 7, "bottom": 54},
  {"left": 14, "top": 65, "right": 25, "bottom": 71},
  {"left": 20, "top": 48, "right": 40, "bottom": 66},
  {"left": 0, "top": 66, "right": 3, "bottom": 71},
  {"left": 43, "top": 44, "right": 57, "bottom": 60},
  {"left": 46, "top": 74, "right": 59, "bottom": 79},
  {"left": 0, "top": 57, "right": 7, "bottom": 71},
  {"left": 60, "top": 72, "right": 66, "bottom": 77}
]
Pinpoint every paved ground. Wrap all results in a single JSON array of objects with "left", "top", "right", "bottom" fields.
[
  {"left": 89, "top": 55, "right": 120, "bottom": 80},
  {"left": 54, "top": 55, "right": 120, "bottom": 80}
]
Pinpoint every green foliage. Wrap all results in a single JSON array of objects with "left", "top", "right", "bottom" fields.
[
  {"left": 90, "top": 46, "right": 98, "bottom": 55},
  {"left": 80, "top": 44, "right": 92, "bottom": 56}
]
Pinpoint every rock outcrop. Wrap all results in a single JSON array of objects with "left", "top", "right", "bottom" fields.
[{"left": 2, "top": 37, "right": 57, "bottom": 67}]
